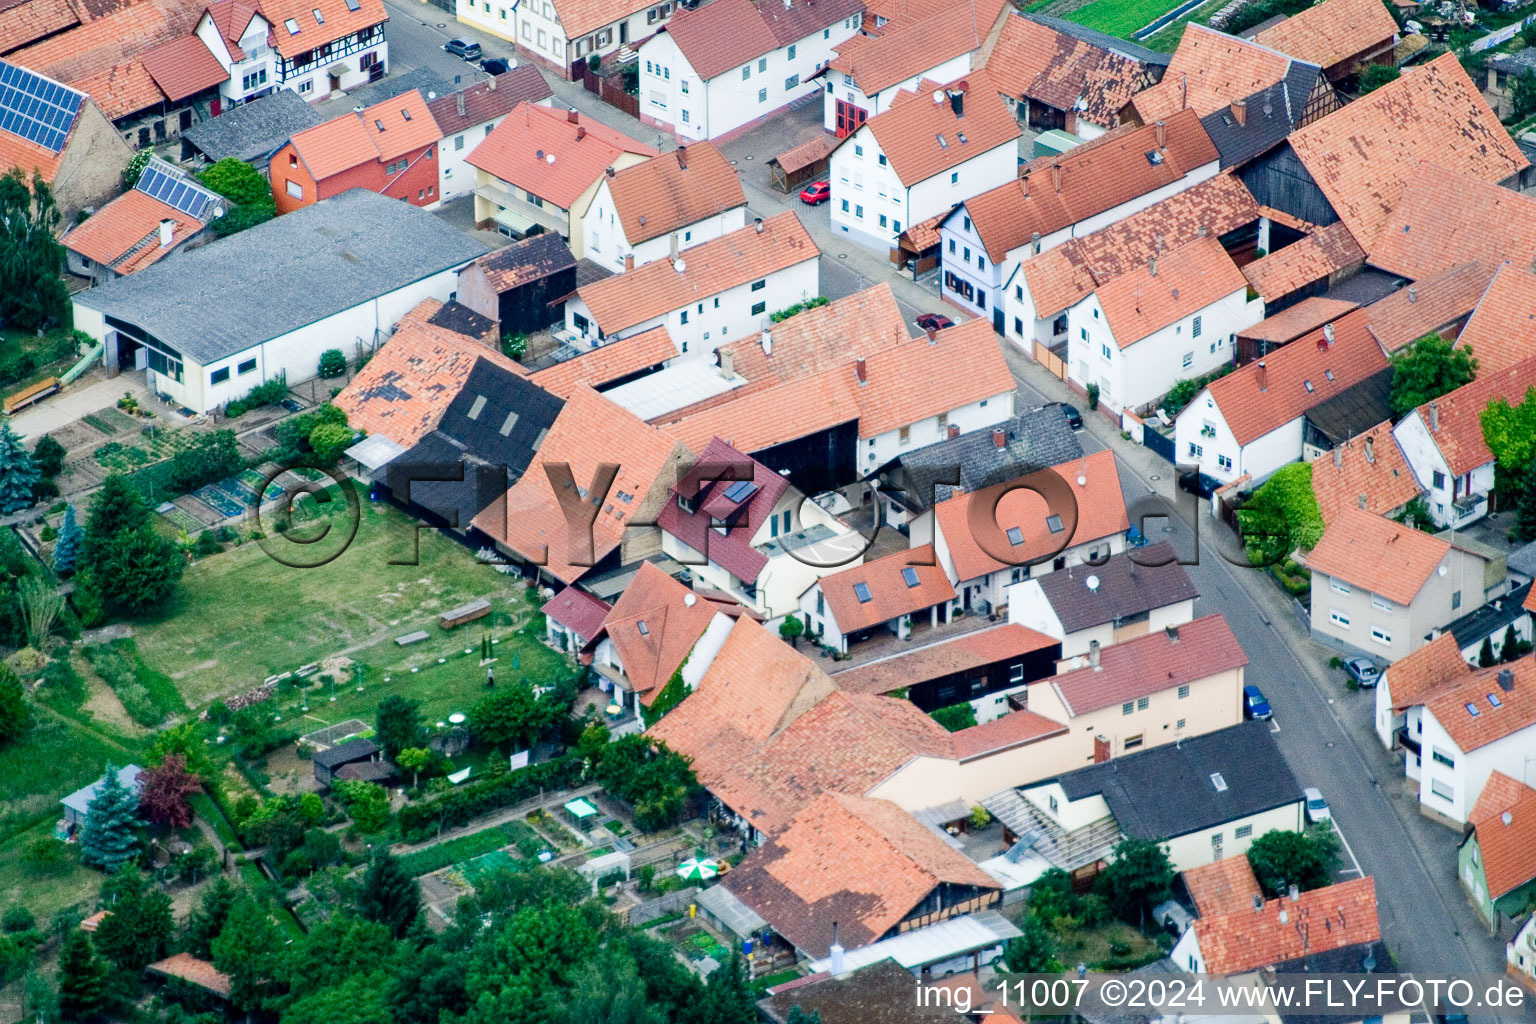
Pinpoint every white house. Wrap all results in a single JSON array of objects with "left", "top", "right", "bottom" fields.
[
  {"left": 256, "top": 0, "right": 390, "bottom": 102},
  {"left": 1066, "top": 235, "right": 1261, "bottom": 415},
  {"left": 796, "top": 544, "right": 957, "bottom": 654},
  {"left": 71, "top": 190, "right": 486, "bottom": 415},
  {"left": 563, "top": 211, "right": 820, "bottom": 355},
  {"left": 1373, "top": 632, "right": 1470, "bottom": 751},
  {"left": 822, "top": 0, "right": 1008, "bottom": 137},
  {"left": 1173, "top": 308, "right": 1389, "bottom": 486},
  {"left": 1006, "top": 545, "right": 1197, "bottom": 658},
  {"left": 829, "top": 72, "right": 1020, "bottom": 251},
  {"left": 455, "top": 0, "right": 676, "bottom": 80},
  {"left": 428, "top": 69, "right": 556, "bottom": 203},
  {"left": 196, "top": 3, "right": 278, "bottom": 109},
  {"left": 1172, "top": 876, "right": 1381, "bottom": 977},
  {"left": 909, "top": 449, "right": 1129, "bottom": 615},
  {"left": 1393, "top": 359, "right": 1536, "bottom": 529},
  {"left": 639, "top": 0, "right": 863, "bottom": 141},
  {"left": 1408, "top": 660, "right": 1536, "bottom": 825},
  {"left": 938, "top": 110, "right": 1219, "bottom": 330},
  {"left": 579, "top": 143, "right": 748, "bottom": 274}
]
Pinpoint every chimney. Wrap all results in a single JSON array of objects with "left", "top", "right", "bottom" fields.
[
  {"left": 829, "top": 922, "right": 845, "bottom": 975},
  {"left": 1365, "top": 436, "right": 1375, "bottom": 464},
  {"left": 925, "top": 326, "right": 937, "bottom": 343},
  {"left": 754, "top": 216, "right": 764, "bottom": 234},
  {"left": 605, "top": 165, "right": 616, "bottom": 179},
  {"left": 720, "top": 348, "right": 735, "bottom": 377},
  {"left": 992, "top": 429, "right": 1006, "bottom": 450},
  {"left": 1358, "top": 494, "right": 1368, "bottom": 509},
  {"left": 456, "top": 91, "right": 466, "bottom": 116},
  {"left": 158, "top": 218, "right": 174, "bottom": 247},
  {"left": 855, "top": 357, "right": 867, "bottom": 384},
  {"left": 576, "top": 125, "right": 587, "bottom": 141},
  {"left": 623, "top": 253, "right": 634, "bottom": 271},
  {"left": 670, "top": 232, "right": 680, "bottom": 260},
  {"left": 1429, "top": 401, "right": 1440, "bottom": 432},
  {"left": 949, "top": 89, "right": 964, "bottom": 118},
  {"left": 1051, "top": 161, "right": 1062, "bottom": 193},
  {"left": 1197, "top": 223, "right": 1208, "bottom": 238},
  {"left": 1165, "top": 623, "right": 1180, "bottom": 642},
  {"left": 1031, "top": 230, "right": 1041, "bottom": 255},
  {"left": 1409, "top": 286, "right": 1417, "bottom": 303},
  {"left": 1021, "top": 170, "right": 1029, "bottom": 199},
  {"left": 1289, "top": 884, "right": 1300, "bottom": 902},
  {"left": 567, "top": 107, "right": 579, "bottom": 124},
  {"left": 1323, "top": 322, "right": 1335, "bottom": 346},
  {"left": 1093, "top": 735, "right": 1110, "bottom": 763},
  {"left": 1332, "top": 445, "right": 1343, "bottom": 467},
  {"left": 1279, "top": 908, "right": 1289, "bottom": 924},
  {"left": 1155, "top": 119, "right": 1167, "bottom": 149},
  {"left": 1089, "top": 639, "right": 1101, "bottom": 669},
  {"left": 1498, "top": 667, "right": 1514, "bottom": 692},
  {"left": 1231, "top": 98, "right": 1246, "bottom": 125},
  {"left": 1148, "top": 255, "right": 1157, "bottom": 277},
  {"left": 760, "top": 328, "right": 772, "bottom": 356},
  {"left": 487, "top": 75, "right": 497, "bottom": 91},
  {"left": 1252, "top": 894, "right": 1264, "bottom": 911},
  {"left": 947, "top": 423, "right": 960, "bottom": 438},
  {"left": 677, "top": 144, "right": 687, "bottom": 170},
  {"left": 1256, "top": 360, "right": 1268, "bottom": 392}
]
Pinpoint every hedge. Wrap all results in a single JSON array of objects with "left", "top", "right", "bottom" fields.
[{"left": 398, "top": 754, "right": 584, "bottom": 842}]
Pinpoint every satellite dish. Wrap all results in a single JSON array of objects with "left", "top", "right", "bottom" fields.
[
  {"left": 546, "top": 153, "right": 556, "bottom": 164},
  {"left": 1077, "top": 474, "right": 1087, "bottom": 486},
  {"left": 213, "top": 206, "right": 225, "bottom": 218},
  {"left": 1086, "top": 575, "right": 1100, "bottom": 591},
  {"left": 932, "top": 90, "right": 944, "bottom": 104},
  {"left": 674, "top": 258, "right": 686, "bottom": 273}
]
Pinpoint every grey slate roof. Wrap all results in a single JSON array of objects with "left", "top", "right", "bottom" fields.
[
  {"left": 180, "top": 90, "right": 324, "bottom": 164},
  {"left": 61, "top": 764, "right": 143, "bottom": 815},
  {"left": 76, "top": 189, "right": 488, "bottom": 365},
  {"left": 313, "top": 737, "right": 380, "bottom": 769},
  {"left": 428, "top": 300, "right": 496, "bottom": 339},
  {"left": 1508, "top": 539, "right": 1536, "bottom": 579},
  {"left": 1035, "top": 542, "right": 1199, "bottom": 632},
  {"left": 1052, "top": 720, "right": 1302, "bottom": 839},
  {"left": 343, "top": 67, "right": 457, "bottom": 108},
  {"left": 883, "top": 408, "right": 1084, "bottom": 513},
  {"left": 1025, "top": 14, "right": 1171, "bottom": 66},
  {"left": 1445, "top": 581, "right": 1532, "bottom": 649},
  {"left": 1200, "top": 64, "right": 1320, "bottom": 169},
  {"left": 1301, "top": 367, "right": 1393, "bottom": 444},
  {"left": 1488, "top": 47, "right": 1536, "bottom": 75}
]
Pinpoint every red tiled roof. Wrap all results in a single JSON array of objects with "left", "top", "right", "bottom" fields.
[
  {"left": 815, "top": 543, "right": 956, "bottom": 634},
  {"left": 1241, "top": 221, "right": 1365, "bottom": 303},
  {"left": 833, "top": 623, "right": 1058, "bottom": 695},
  {"left": 529, "top": 325, "right": 675, "bottom": 398},
  {"left": 1288, "top": 55, "right": 1526, "bottom": 252},
  {"left": 603, "top": 143, "right": 745, "bottom": 245},
  {"left": 950, "top": 707, "right": 1067, "bottom": 759},
  {"left": 71, "top": 58, "right": 163, "bottom": 119},
  {"left": 290, "top": 90, "right": 440, "bottom": 181},
  {"left": 1183, "top": 855, "right": 1263, "bottom": 917},
  {"left": 1368, "top": 163, "right": 1536, "bottom": 282},
  {"left": 0, "top": 0, "right": 80, "bottom": 57},
  {"left": 1096, "top": 235, "right": 1248, "bottom": 347},
  {"left": 829, "top": 0, "right": 1006, "bottom": 96},
  {"left": 660, "top": 0, "right": 780, "bottom": 81},
  {"left": 1253, "top": 0, "right": 1398, "bottom": 72},
  {"left": 261, "top": 0, "right": 387, "bottom": 60},
  {"left": 140, "top": 33, "right": 224, "bottom": 101},
  {"left": 205, "top": 0, "right": 263, "bottom": 60},
  {"left": 1364, "top": 262, "right": 1494, "bottom": 354},
  {"left": 541, "top": 584, "right": 610, "bottom": 639},
  {"left": 857, "top": 71, "right": 1021, "bottom": 188},
  {"left": 1048, "top": 613, "right": 1247, "bottom": 716},
  {"left": 1451, "top": 262, "right": 1536, "bottom": 374},
  {"left": 62, "top": 189, "right": 202, "bottom": 275},
  {"left": 147, "top": 954, "right": 231, "bottom": 998},
  {"left": 1192, "top": 877, "right": 1381, "bottom": 975},
  {"left": 426, "top": 68, "right": 553, "bottom": 136},
  {"left": 1408, "top": 355, "right": 1536, "bottom": 477},
  {"left": 1130, "top": 24, "right": 1297, "bottom": 123},
  {"left": 1384, "top": 631, "right": 1471, "bottom": 711},
  {"left": 985, "top": 13, "right": 1147, "bottom": 129},
  {"left": 1423, "top": 659, "right": 1536, "bottom": 753},
  {"left": 1304, "top": 506, "right": 1450, "bottom": 605},
  {"left": 575, "top": 210, "right": 816, "bottom": 334},
  {"left": 959, "top": 108, "right": 1215, "bottom": 263},
  {"left": 933, "top": 449, "right": 1128, "bottom": 583},
  {"left": 772, "top": 134, "right": 835, "bottom": 175},
  {"left": 853, "top": 318, "right": 1015, "bottom": 436},
  {"left": 468, "top": 103, "right": 657, "bottom": 209},
  {"left": 719, "top": 282, "right": 909, "bottom": 384},
  {"left": 590, "top": 562, "right": 731, "bottom": 697},
  {"left": 552, "top": 0, "right": 657, "bottom": 41},
  {"left": 1467, "top": 772, "right": 1536, "bottom": 899},
  {"left": 1020, "top": 171, "right": 1260, "bottom": 319},
  {"left": 655, "top": 437, "right": 789, "bottom": 585},
  {"left": 1203, "top": 307, "right": 1387, "bottom": 446},
  {"left": 1238, "top": 296, "right": 1359, "bottom": 345},
  {"left": 1311, "top": 420, "right": 1421, "bottom": 524}
]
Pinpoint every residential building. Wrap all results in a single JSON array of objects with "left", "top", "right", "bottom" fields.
[
  {"left": 832, "top": 622, "right": 1061, "bottom": 719},
  {"left": 939, "top": 109, "right": 1219, "bottom": 328},
  {"left": 1310, "top": 420, "right": 1421, "bottom": 525},
  {"left": 829, "top": 71, "right": 1020, "bottom": 251},
  {"left": 563, "top": 211, "right": 819, "bottom": 354},
  {"left": 1024, "top": 614, "right": 1248, "bottom": 764},
  {"left": 914, "top": 449, "right": 1130, "bottom": 615},
  {"left": 467, "top": 103, "right": 657, "bottom": 249},
  {"left": 1172, "top": 877, "right": 1381, "bottom": 973},
  {"left": 1449, "top": 262, "right": 1536, "bottom": 374},
  {"left": 1240, "top": 220, "right": 1366, "bottom": 311},
  {"left": 1173, "top": 308, "right": 1389, "bottom": 486},
  {"left": 541, "top": 586, "right": 611, "bottom": 653},
  {"left": 1480, "top": 47, "right": 1536, "bottom": 120},
  {"left": 1181, "top": 854, "right": 1264, "bottom": 918},
  {"left": 1123, "top": 24, "right": 1338, "bottom": 126},
  {"left": 983, "top": 13, "right": 1163, "bottom": 138},
  {"left": 454, "top": 0, "right": 675, "bottom": 79},
  {"left": 1065, "top": 235, "right": 1261, "bottom": 415},
  {"left": 985, "top": 720, "right": 1305, "bottom": 875},
  {"left": 822, "top": 0, "right": 1008, "bottom": 137},
  {"left": 579, "top": 143, "right": 748, "bottom": 273},
  {"left": 248, "top": 0, "right": 389, "bottom": 102},
  {"left": 796, "top": 543, "right": 957, "bottom": 654},
  {"left": 1304, "top": 507, "right": 1492, "bottom": 661},
  {"left": 1006, "top": 171, "right": 1261, "bottom": 356},
  {"left": 270, "top": 90, "right": 442, "bottom": 213},
  {"left": 194, "top": 2, "right": 278, "bottom": 111},
  {"left": 1362, "top": 261, "right": 1494, "bottom": 356},
  {"left": 1251, "top": 0, "right": 1398, "bottom": 84},
  {"left": 456, "top": 232, "right": 580, "bottom": 338},
  {"left": 529, "top": 325, "right": 676, "bottom": 396},
  {"left": 0, "top": 58, "right": 132, "bottom": 220},
  {"left": 1365, "top": 163, "right": 1536, "bottom": 283},
  {"left": 1007, "top": 543, "right": 1199, "bottom": 657},
  {"left": 1393, "top": 358, "right": 1536, "bottom": 529},
  {"left": 657, "top": 436, "right": 861, "bottom": 623},
  {"left": 638, "top": 0, "right": 863, "bottom": 142},
  {"left": 72, "top": 189, "right": 486, "bottom": 414},
  {"left": 177, "top": 88, "right": 322, "bottom": 171},
  {"left": 63, "top": 157, "right": 221, "bottom": 283},
  {"left": 1408, "top": 661, "right": 1536, "bottom": 826},
  {"left": 428, "top": 69, "right": 556, "bottom": 202},
  {"left": 1196, "top": 67, "right": 1328, "bottom": 171},
  {"left": 1373, "top": 631, "right": 1469, "bottom": 751},
  {"left": 1510, "top": 916, "right": 1536, "bottom": 991},
  {"left": 1439, "top": 580, "right": 1534, "bottom": 666},
  {"left": 1458, "top": 772, "right": 1536, "bottom": 929}
]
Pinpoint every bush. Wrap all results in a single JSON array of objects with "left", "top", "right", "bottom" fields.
[
  {"left": 398, "top": 754, "right": 586, "bottom": 841},
  {"left": 32, "top": 436, "right": 65, "bottom": 478},
  {"left": 929, "top": 703, "right": 977, "bottom": 732},
  {"left": 317, "top": 350, "right": 347, "bottom": 379},
  {"left": 1161, "top": 363, "right": 1235, "bottom": 417},
  {"left": 198, "top": 159, "right": 275, "bottom": 236},
  {"left": 1237, "top": 462, "right": 1324, "bottom": 564},
  {"left": 769, "top": 296, "right": 830, "bottom": 323},
  {"left": 501, "top": 333, "right": 528, "bottom": 361},
  {"left": 1086, "top": 383, "right": 1099, "bottom": 411},
  {"left": 1, "top": 906, "right": 35, "bottom": 934}
]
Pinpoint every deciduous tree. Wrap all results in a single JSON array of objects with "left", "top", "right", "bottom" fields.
[
  {"left": 211, "top": 895, "right": 282, "bottom": 1013},
  {"left": 93, "top": 526, "right": 184, "bottom": 613},
  {"left": 92, "top": 867, "right": 172, "bottom": 971},
  {"left": 0, "top": 170, "right": 68, "bottom": 332},
  {"left": 1389, "top": 333, "right": 1476, "bottom": 417},
  {"left": 375, "top": 695, "right": 423, "bottom": 761},
  {"left": 0, "top": 663, "right": 26, "bottom": 743},
  {"left": 1245, "top": 826, "right": 1340, "bottom": 896},
  {"left": 138, "top": 754, "right": 199, "bottom": 828},
  {"left": 1094, "top": 837, "right": 1174, "bottom": 926}
]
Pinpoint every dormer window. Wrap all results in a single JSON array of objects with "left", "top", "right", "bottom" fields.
[{"left": 676, "top": 493, "right": 696, "bottom": 514}]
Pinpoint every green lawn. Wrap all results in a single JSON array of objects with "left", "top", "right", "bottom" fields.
[
  {"left": 131, "top": 502, "right": 553, "bottom": 709},
  {"left": 1138, "top": 0, "right": 1230, "bottom": 50},
  {"left": 0, "top": 707, "right": 140, "bottom": 843},
  {"left": 0, "top": 820, "right": 104, "bottom": 923},
  {"left": 1064, "top": 0, "right": 1184, "bottom": 40}
]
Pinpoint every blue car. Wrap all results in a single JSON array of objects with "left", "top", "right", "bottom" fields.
[{"left": 1243, "top": 684, "right": 1273, "bottom": 720}]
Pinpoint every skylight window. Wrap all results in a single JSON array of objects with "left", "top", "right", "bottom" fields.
[
  {"left": 313, "top": 7, "right": 324, "bottom": 22},
  {"left": 853, "top": 582, "right": 872, "bottom": 603},
  {"left": 1324, "top": 369, "right": 1334, "bottom": 382},
  {"left": 956, "top": 132, "right": 967, "bottom": 144},
  {"left": 345, "top": 0, "right": 360, "bottom": 10},
  {"left": 375, "top": 119, "right": 385, "bottom": 131},
  {"left": 1046, "top": 514, "right": 1064, "bottom": 534},
  {"left": 1006, "top": 526, "right": 1024, "bottom": 545},
  {"left": 901, "top": 567, "right": 920, "bottom": 588},
  {"left": 1304, "top": 380, "right": 1314, "bottom": 393},
  {"left": 284, "top": 17, "right": 299, "bottom": 32},
  {"left": 1466, "top": 702, "right": 1480, "bottom": 717},
  {"left": 1488, "top": 693, "right": 1503, "bottom": 708},
  {"left": 402, "top": 108, "right": 412, "bottom": 120},
  {"left": 499, "top": 411, "right": 518, "bottom": 436},
  {"left": 1210, "top": 772, "right": 1228, "bottom": 792},
  {"left": 936, "top": 133, "right": 948, "bottom": 148},
  {"left": 466, "top": 395, "right": 486, "bottom": 420},
  {"left": 637, "top": 620, "right": 649, "bottom": 636},
  {"left": 1146, "top": 150, "right": 1163, "bottom": 165}
]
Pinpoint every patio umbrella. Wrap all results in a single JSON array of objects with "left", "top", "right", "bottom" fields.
[{"left": 675, "top": 858, "right": 719, "bottom": 882}]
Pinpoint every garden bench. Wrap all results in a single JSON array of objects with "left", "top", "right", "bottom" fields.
[
  {"left": 439, "top": 598, "right": 491, "bottom": 629},
  {"left": 3, "top": 376, "right": 59, "bottom": 414},
  {"left": 395, "top": 630, "right": 429, "bottom": 646}
]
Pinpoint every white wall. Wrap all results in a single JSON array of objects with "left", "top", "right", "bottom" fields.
[
  {"left": 1393, "top": 411, "right": 1495, "bottom": 528},
  {"left": 821, "top": 53, "right": 971, "bottom": 133},
  {"left": 581, "top": 173, "right": 748, "bottom": 273},
  {"left": 1417, "top": 708, "right": 1536, "bottom": 824},
  {"left": 861, "top": 392, "right": 1014, "bottom": 474},
  {"left": 1174, "top": 391, "right": 1304, "bottom": 485},
  {"left": 458, "top": 0, "right": 675, "bottom": 71},
  {"left": 441, "top": 102, "right": 555, "bottom": 202},
  {"left": 200, "top": 13, "right": 277, "bottom": 105}
]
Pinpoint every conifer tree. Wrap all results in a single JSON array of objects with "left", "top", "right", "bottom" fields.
[
  {"left": 78, "top": 765, "right": 141, "bottom": 872},
  {"left": 52, "top": 504, "right": 81, "bottom": 576},
  {"left": 56, "top": 930, "right": 107, "bottom": 1021},
  {"left": 359, "top": 852, "right": 420, "bottom": 939},
  {"left": 0, "top": 423, "right": 37, "bottom": 514}
]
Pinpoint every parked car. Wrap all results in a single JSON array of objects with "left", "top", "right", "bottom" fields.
[
  {"left": 1178, "top": 469, "right": 1220, "bottom": 498},
  {"left": 1046, "top": 401, "right": 1083, "bottom": 430},
  {"left": 444, "top": 38, "right": 482, "bottom": 60},
  {"left": 1342, "top": 656, "right": 1381, "bottom": 688},
  {"left": 1303, "top": 786, "right": 1331, "bottom": 823},
  {"left": 480, "top": 56, "right": 511, "bottom": 74},
  {"left": 1243, "top": 684, "right": 1273, "bottom": 720},
  {"left": 799, "top": 181, "right": 830, "bottom": 205},
  {"left": 914, "top": 312, "right": 955, "bottom": 333}
]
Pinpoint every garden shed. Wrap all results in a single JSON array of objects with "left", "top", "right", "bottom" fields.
[
  {"left": 312, "top": 737, "right": 381, "bottom": 787},
  {"left": 578, "top": 849, "right": 632, "bottom": 892},
  {"left": 768, "top": 136, "right": 834, "bottom": 193},
  {"left": 61, "top": 765, "right": 143, "bottom": 827},
  {"left": 565, "top": 797, "right": 600, "bottom": 831}
]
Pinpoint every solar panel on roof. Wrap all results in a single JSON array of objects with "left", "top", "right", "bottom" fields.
[
  {"left": 0, "top": 61, "right": 84, "bottom": 154},
  {"left": 721, "top": 480, "right": 757, "bottom": 504},
  {"left": 134, "top": 162, "right": 214, "bottom": 221}
]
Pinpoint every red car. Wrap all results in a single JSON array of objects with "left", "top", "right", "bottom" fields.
[
  {"left": 914, "top": 313, "right": 954, "bottom": 333},
  {"left": 799, "top": 180, "right": 831, "bottom": 205}
]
